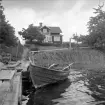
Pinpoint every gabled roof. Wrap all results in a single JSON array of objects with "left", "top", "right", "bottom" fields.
[
  {"left": 49, "top": 27, "right": 62, "bottom": 33},
  {"left": 36, "top": 25, "right": 62, "bottom": 33},
  {"left": 41, "top": 26, "right": 50, "bottom": 29}
]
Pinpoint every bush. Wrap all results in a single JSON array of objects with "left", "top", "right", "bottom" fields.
[
  {"left": 30, "top": 47, "right": 39, "bottom": 51},
  {"left": 25, "top": 41, "right": 62, "bottom": 47}
]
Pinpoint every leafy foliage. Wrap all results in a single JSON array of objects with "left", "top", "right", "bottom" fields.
[
  {"left": 18, "top": 24, "right": 45, "bottom": 43},
  {"left": 87, "top": 4, "right": 105, "bottom": 48},
  {"left": 0, "top": 0, "right": 17, "bottom": 47},
  {"left": 74, "top": 4, "right": 105, "bottom": 49},
  {"left": 72, "top": 33, "right": 81, "bottom": 43}
]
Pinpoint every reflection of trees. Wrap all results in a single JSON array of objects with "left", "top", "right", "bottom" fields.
[
  {"left": 73, "top": 70, "right": 105, "bottom": 102},
  {"left": 85, "top": 70, "right": 105, "bottom": 101},
  {"left": 32, "top": 79, "right": 71, "bottom": 105}
]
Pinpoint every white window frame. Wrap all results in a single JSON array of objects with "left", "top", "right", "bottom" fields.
[{"left": 54, "top": 36, "right": 60, "bottom": 41}]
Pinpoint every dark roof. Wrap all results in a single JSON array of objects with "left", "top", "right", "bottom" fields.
[
  {"left": 41, "top": 26, "right": 50, "bottom": 29},
  {"left": 49, "top": 27, "right": 62, "bottom": 33},
  {"left": 36, "top": 26, "right": 62, "bottom": 33}
]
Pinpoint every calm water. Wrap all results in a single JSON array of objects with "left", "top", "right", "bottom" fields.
[{"left": 22, "top": 69, "right": 105, "bottom": 105}]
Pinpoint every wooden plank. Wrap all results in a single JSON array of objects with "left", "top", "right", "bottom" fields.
[
  {"left": 7, "top": 61, "right": 21, "bottom": 68},
  {"left": 0, "top": 82, "right": 10, "bottom": 104},
  {"left": 30, "top": 48, "right": 68, "bottom": 53},
  {"left": 3, "top": 72, "right": 22, "bottom": 105},
  {"left": 0, "top": 70, "right": 15, "bottom": 80}
]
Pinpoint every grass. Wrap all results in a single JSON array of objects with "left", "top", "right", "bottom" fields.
[
  {"left": 30, "top": 48, "right": 105, "bottom": 70},
  {"left": 23, "top": 44, "right": 105, "bottom": 71}
]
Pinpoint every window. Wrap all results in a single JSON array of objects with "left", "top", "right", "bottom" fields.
[
  {"left": 54, "top": 36, "right": 60, "bottom": 41},
  {"left": 43, "top": 29, "right": 47, "bottom": 33}
]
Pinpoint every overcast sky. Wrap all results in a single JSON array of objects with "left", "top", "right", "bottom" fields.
[{"left": 2, "top": 0, "right": 105, "bottom": 43}]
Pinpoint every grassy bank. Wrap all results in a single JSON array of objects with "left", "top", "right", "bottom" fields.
[{"left": 29, "top": 47, "right": 105, "bottom": 70}]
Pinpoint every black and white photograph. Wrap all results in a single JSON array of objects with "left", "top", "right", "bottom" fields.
[{"left": 0, "top": 0, "right": 105, "bottom": 105}]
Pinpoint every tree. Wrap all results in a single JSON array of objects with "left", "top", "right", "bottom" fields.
[
  {"left": 87, "top": 4, "right": 105, "bottom": 48},
  {"left": 0, "top": 0, "right": 17, "bottom": 47},
  {"left": 72, "top": 33, "right": 83, "bottom": 44},
  {"left": 18, "top": 24, "right": 45, "bottom": 43},
  {"left": 72, "top": 33, "right": 80, "bottom": 43}
]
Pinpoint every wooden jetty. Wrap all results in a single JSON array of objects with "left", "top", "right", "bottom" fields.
[{"left": 0, "top": 68, "right": 22, "bottom": 105}]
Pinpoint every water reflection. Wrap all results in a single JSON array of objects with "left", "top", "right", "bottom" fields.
[
  {"left": 27, "top": 79, "right": 71, "bottom": 105},
  {"left": 26, "top": 69, "right": 105, "bottom": 105},
  {"left": 84, "top": 70, "right": 105, "bottom": 103}
]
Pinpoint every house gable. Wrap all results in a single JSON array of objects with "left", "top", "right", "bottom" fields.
[{"left": 40, "top": 26, "right": 50, "bottom": 35}]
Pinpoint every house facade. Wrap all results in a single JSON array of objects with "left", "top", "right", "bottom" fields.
[{"left": 39, "top": 23, "right": 63, "bottom": 44}]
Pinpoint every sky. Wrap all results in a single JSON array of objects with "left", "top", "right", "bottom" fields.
[{"left": 2, "top": 0, "right": 105, "bottom": 44}]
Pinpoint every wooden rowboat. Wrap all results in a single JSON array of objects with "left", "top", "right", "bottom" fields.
[
  {"left": 29, "top": 63, "right": 73, "bottom": 88},
  {"left": 29, "top": 51, "right": 74, "bottom": 88}
]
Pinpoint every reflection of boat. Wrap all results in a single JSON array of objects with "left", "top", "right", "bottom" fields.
[
  {"left": 33, "top": 79, "right": 71, "bottom": 105},
  {"left": 29, "top": 51, "right": 73, "bottom": 88}
]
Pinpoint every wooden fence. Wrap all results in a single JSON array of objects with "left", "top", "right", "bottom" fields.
[{"left": 0, "top": 43, "right": 24, "bottom": 61}]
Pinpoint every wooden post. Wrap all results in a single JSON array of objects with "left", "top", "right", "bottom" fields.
[
  {"left": 16, "top": 41, "right": 19, "bottom": 61},
  {"left": 69, "top": 38, "right": 71, "bottom": 50}
]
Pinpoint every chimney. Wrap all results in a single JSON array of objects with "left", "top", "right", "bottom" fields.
[{"left": 39, "top": 22, "right": 43, "bottom": 27}]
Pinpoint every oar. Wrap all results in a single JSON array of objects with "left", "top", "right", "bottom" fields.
[
  {"left": 62, "top": 62, "right": 74, "bottom": 71},
  {"left": 48, "top": 63, "right": 59, "bottom": 69}
]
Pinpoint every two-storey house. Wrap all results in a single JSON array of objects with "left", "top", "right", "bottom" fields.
[{"left": 38, "top": 23, "right": 63, "bottom": 44}]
